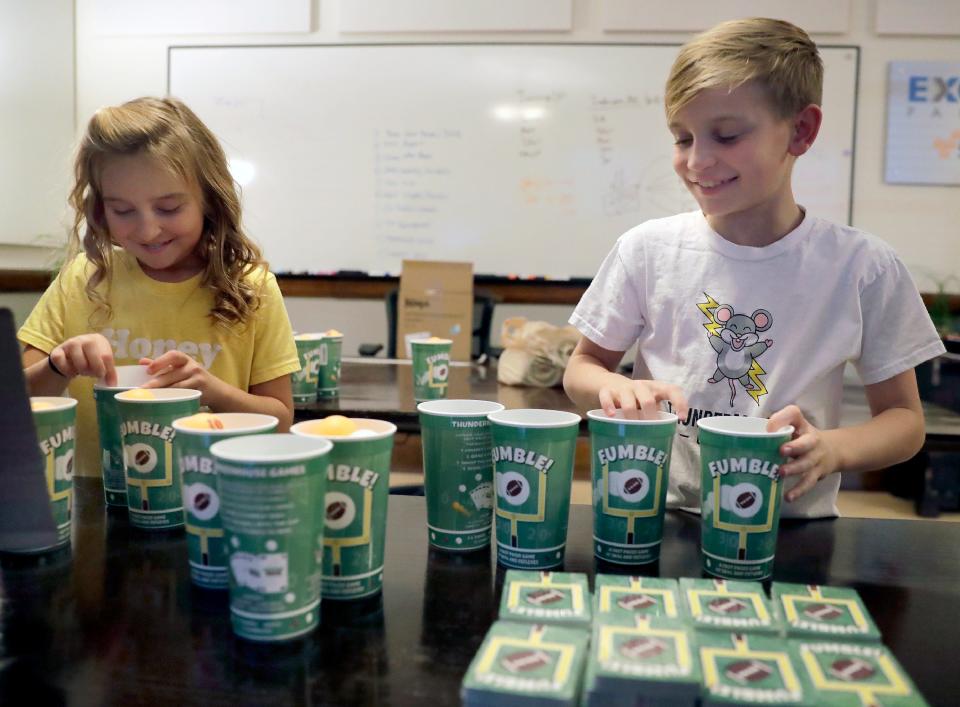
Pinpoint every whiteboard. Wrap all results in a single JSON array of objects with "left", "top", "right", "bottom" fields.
[{"left": 168, "top": 44, "right": 858, "bottom": 278}]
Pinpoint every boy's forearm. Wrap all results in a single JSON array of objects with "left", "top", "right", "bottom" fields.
[
  {"left": 824, "top": 406, "right": 925, "bottom": 475},
  {"left": 563, "top": 353, "right": 621, "bottom": 410}
]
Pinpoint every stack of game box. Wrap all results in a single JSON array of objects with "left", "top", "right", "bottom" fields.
[
  {"left": 462, "top": 571, "right": 592, "bottom": 706},
  {"left": 681, "top": 578, "right": 781, "bottom": 635},
  {"left": 463, "top": 574, "right": 929, "bottom": 706},
  {"left": 461, "top": 620, "right": 590, "bottom": 707},
  {"left": 580, "top": 576, "right": 698, "bottom": 706},
  {"left": 583, "top": 614, "right": 701, "bottom": 707},
  {"left": 498, "top": 570, "right": 592, "bottom": 628},
  {"left": 772, "top": 582, "right": 927, "bottom": 706}
]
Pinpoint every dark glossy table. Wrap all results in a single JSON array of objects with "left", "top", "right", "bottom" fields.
[
  {"left": 298, "top": 359, "right": 960, "bottom": 438},
  {"left": 295, "top": 358, "right": 577, "bottom": 432},
  {"left": 1, "top": 479, "right": 957, "bottom": 706}
]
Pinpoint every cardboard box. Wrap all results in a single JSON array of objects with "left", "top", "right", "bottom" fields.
[{"left": 397, "top": 259, "right": 473, "bottom": 360}]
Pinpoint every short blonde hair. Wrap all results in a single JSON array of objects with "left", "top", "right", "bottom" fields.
[
  {"left": 67, "top": 96, "right": 266, "bottom": 328},
  {"left": 665, "top": 18, "right": 823, "bottom": 122}
]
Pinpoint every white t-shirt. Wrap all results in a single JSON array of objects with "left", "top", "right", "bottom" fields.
[{"left": 570, "top": 210, "right": 945, "bottom": 518}]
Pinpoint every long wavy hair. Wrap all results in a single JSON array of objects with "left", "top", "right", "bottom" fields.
[{"left": 66, "top": 96, "right": 265, "bottom": 327}]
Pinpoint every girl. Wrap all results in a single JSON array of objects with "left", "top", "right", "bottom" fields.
[{"left": 20, "top": 96, "right": 300, "bottom": 478}]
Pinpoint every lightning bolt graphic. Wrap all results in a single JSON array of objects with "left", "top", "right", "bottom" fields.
[
  {"left": 698, "top": 292, "right": 770, "bottom": 406},
  {"left": 698, "top": 293, "right": 723, "bottom": 336},
  {"left": 746, "top": 359, "right": 768, "bottom": 404}
]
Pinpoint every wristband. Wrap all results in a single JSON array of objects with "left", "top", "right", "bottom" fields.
[{"left": 48, "top": 355, "right": 66, "bottom": 378}]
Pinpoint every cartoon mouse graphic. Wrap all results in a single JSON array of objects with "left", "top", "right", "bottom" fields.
[{"left": 708, "top": 305, "right": 773, "bottom": 407}]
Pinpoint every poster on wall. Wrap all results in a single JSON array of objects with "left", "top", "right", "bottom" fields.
[{"left": 885, "top": 61, "right": 960, "bottom": 185}]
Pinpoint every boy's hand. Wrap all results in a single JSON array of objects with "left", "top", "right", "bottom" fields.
[
  {"left": 768, "top": 405, "right": 842, "bottom": 502},
  {"left": 140, "top": 351, "right": 223, "bottom": 406},
  {"left": 50, "top": 333, "right": 117, "bottom": 386},
  {"left": 598, "top": 373, "right": 688, "bottom": 421}
]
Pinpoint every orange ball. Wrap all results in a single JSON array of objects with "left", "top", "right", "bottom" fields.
[{"left": 309, "top": 415, "right": 357, "bottom": 436}]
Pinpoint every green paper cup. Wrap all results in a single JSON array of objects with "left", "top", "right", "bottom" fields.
[
  {"left": 172, "top": 412, "right": 279, "bottom": 590},
  {"left": 410, "top": 338, "right": 452, "bottom": 402},
  {"left": 418, "top": 400, "right": 504, "bottom": 552},
  {"left": 291, "top": 417, "right": 395, "bottom": 600},
  {"left": 115, "top": 388, "right": 201, "bottom": 530},
  {"left": 30, "top": 396, "right": 78, "bottom": 550},
  {"left": 93, "top": 364, "right": 152, "bottom": 506},
  {"left": 588, "top": 410, "right": 677, "bottom": 565},
  {"left": 292, "top": 334, "right": 323, "bottom": 403},
  {"left": 489, "top": 409, "right": 581, "bottom": 569},
  {"left": 210, "top": 433, "right": 332, "bottom": 641},
  {"left": 317, "top": 332, "right": 343, "bottom": 399},
  {"left": 697, "top": 416, "right": 794, "bottom": 580}
]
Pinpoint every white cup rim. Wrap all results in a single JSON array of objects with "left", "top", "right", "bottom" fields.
[
  {"left": 94, "top": 364, "right": 152, "bottom": 390},
  {"left": 30, "top": 396, "right": 78, "bottom": 412},
  {"left": 172, "top": 413, "right": 279, "bottom": 436},
  {"left": 587, "top": 409, "right": 678, "bottom": 425},
  {"left": 417, "top": 399, "right": 505, "bottom": 417},
  {"left": 487, "top": 408, "right": 581, "bottom": 428},
  {"left": 410, "top": 339, "right": 452, "bottom": 346},
  {"left": 697, "top": 415, "right": 794, "bottom": 438},
  {"left": 210, "top": 433, "right": 333, "bottom": 463},
  {"left": 291, "top": 417, "right": 397, "bottom": 442}
]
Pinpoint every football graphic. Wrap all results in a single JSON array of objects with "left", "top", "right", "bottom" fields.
[
  {"left": 327, "top": 500, "right": 347, "bottom": 521},
  {"left": 525, "top": 589, "right": 565, "bottom": 605},
  {"left": 829, "top": 658, "right": 876, "bottom": 681},
  {"left": 496, "top": 471, "right": 531, "bottom": 506},
  {"left": 725, "top": 659, "right": 773, "bottom": 684},
  {"left": 619, "top": 637, "right": 668, "bottom": 660},
  {"left": 501, "top": 649, "right": 551, "bottom": 673},
  {"left": 184, "top": 482, "right": 219, "bottom": 521},
  {"left": 803, "top": 603, "right": 844, "bottom": 621},
  {"left": 617, "top": 593, "right": 658, "bottom": 611},
  {"left": 125, "top": 442, "right": 158, "bottom": 474},
  {"left": 723, "top": 482, "right": 764, "bottom": 519},
  {"left": 708, "top": 597, "right": 749, "bottom": 614},
  {"left": 324, "top": 491, "right": 356, "bottom": 530}
]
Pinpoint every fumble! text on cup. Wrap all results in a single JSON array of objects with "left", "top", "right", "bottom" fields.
[
  {"left": 588, "top": 409, "right": 677, "bottom": 565},
  {"left": 291, "top": 417, "right": 395, "bottom": 600},
  {"left": 115, "top": 388, "right": 201, "bottom": 530},
  {"left": 173, "top": 412, "right": 279, "bottom": 590},
  {"left": 697, "top": 416, "right": 793, "bottom": 580},
  {"left": 489, "top": 409, "right": 581, "bottom": 570},
  {"left": 411, "top": 338, "right": 452, "bottom": 402},
  {"left": 93, "top": 364, "right": 152, "bottom": 506},
  {"left": 29, "top": 396, "right": 78, "bottom": 551}
]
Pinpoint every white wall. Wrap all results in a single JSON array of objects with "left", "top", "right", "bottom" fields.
[{"left": 4, "top": 0, "right": 959, "bottom": 354}]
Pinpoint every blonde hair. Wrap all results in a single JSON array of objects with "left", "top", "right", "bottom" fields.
[
  {"left": 665, "top": 18, "right": 823, "bottom": 122},
  {"left": 66, "top": 96, "right": 265, "bottom": 327}
]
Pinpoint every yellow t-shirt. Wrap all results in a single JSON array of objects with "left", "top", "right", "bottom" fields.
[{"left": 18, "top": 250, "right": 300, "bottom": 478}]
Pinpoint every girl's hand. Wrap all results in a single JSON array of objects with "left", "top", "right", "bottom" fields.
[
  {"left": 50, "top": 334, "right": 117, "bottom": 385},
  {"left": 598, "top": 374, "right": 688, "bottom": 421},
  {"left": 140, "top": 351, "right": 223, "bottom": 405},
  {"left": 767, "top": 405, "right": 842, "bottom": 502}
]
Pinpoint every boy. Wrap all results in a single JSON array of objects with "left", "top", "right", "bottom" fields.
[{"left": 563, "top": 18, "right": 944, "bottom": 518}]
